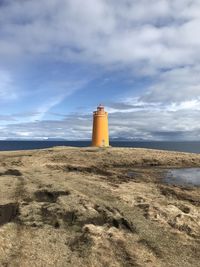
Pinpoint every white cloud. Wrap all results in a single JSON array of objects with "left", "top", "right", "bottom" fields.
[
  {"left": 0, "top": 0, "right": 200, "bottom": 140},
  {"left": 31, "top": 79, "right": 88, "bottom": 121},
  {"left": 0, "top": 70, "right": 17, "bottom": 101},
  {"left": 0, "top": 0, "right": 199, "bottom": 70},
  {"left": 1, "top": 1, "right": 200, "bottom": 81},
  {"left": 1, "top": 96, "right": 200, "bottom": 141},
  {"left": 140, "top": 66, "right": 200, "bottom": 103},
  {"left": 1, "top": 1, "right": 200, "bottom": 102}
]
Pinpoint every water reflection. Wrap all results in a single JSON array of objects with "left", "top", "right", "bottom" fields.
[{"left": 165, "top": 168, "right": 200, "bottom": 186}]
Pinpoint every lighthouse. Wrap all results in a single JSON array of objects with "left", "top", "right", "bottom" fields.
[{"left": 92, "top": 104, "right": 109, "bottom": 147}]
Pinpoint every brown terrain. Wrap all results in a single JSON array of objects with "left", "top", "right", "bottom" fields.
[{"left": 0, "top": 146, "right": 200, "bottom": 267}]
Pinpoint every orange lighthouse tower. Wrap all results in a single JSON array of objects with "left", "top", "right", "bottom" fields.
[{"left": 92, "top": 104, "right": 109, "bottom": 147}]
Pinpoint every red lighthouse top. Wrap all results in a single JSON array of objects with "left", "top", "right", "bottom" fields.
[
  {"left": 93, "top": 104, "right": 107, "bottom": 115},
  {"left": 97, "top": 104, "right": 104, "bottom": 111}
]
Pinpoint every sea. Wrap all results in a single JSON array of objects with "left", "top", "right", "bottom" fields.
[{"left": 0, "top": 141, "right": 200, "bottom": 153}]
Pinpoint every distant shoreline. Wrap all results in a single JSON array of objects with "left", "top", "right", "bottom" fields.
[{"left": 0, "top": 140, "right": 200, "bottom": 153}]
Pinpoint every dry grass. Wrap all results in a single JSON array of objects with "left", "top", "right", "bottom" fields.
[{"left": 0, "top": 147, "right": 200, "bottom": 267}]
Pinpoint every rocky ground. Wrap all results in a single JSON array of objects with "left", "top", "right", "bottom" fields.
[{"left": 0, "top": 147, "right": 200, "bottom": 267}]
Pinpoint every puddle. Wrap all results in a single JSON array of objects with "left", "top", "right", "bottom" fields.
[{"left": 164, "top": 168, "right": 200, "bottom": 187}]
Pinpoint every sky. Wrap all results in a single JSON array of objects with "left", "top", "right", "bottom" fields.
[{"left": 0, "top": 0, "right": 200, "bottom": 141}]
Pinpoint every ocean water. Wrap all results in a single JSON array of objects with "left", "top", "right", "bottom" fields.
[
  {"left": 164, "top": 168, "right": 200, "bottom": 187},
  {"left": 0, "top": 141, "right": 200, "bottom": 153}
]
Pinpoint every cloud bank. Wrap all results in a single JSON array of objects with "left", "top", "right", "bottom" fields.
[{"left": 0, "top": 0, "right": 200, "bottom": 140}]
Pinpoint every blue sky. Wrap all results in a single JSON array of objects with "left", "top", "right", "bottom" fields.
[{"left": 0, "top": 0, "right": 200, "bottom": 140}]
